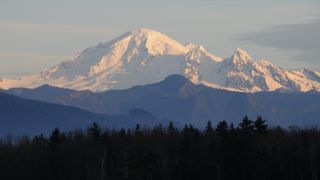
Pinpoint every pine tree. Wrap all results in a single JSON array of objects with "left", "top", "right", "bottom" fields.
[
  {"left": 254, "top": 116, "right": 268, "bottom": 135},
  {"left": 119, "top": 128, "right": 126, "bottom": 137},
  {"left": 239, "top": 116, "right": 254, "bottom": 135},
  {"left": 49, "top": 128, "right": 61, "bottom": 149},
  {"left": 167, "top": 121, "right": 178, "bottom": 135},
  {"left": 152, "top": 124, "right": 164, "bottom": 135},
  {"left": 33, "top": 133, "right": 47, "bottom": 144},
  {"left": 216, "top": 120, "right": 229, "bottom": 136},
  {"left": 88, "top": 122, "right": 101, "bottom": 143},
  {"left": 135, "top": 124, "right": 141, "bottom": 135},
  {"left": 205, "top": 121, "right": 214, "bottom": 135},
  {"left": 229, "top": 123, "right": 235, "bottom": 133}
]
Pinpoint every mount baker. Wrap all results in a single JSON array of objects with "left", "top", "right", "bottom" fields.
[{"left": 0, "top": 28, "right": 319, "bottom": 92}]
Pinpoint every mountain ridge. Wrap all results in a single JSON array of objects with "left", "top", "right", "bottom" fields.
[
  {"left": 0, "top": 28, "right": 319, "bottom": 92},
  {"left": 6, "top": 74, "right": 320, "bottom": 127},
  {"left": 0, "top": 91, "right": 159, "bottom": 135}
]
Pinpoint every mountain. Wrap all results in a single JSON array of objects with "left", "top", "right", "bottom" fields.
[
  {"left": 0, "top": 92, "right": 159, "bottom": 135},
  {"left": 0, "top": 28, "right": 319, "bottom": 92},
  {"left": 7, "top": 75, "right": 320, "bottom": 127}
]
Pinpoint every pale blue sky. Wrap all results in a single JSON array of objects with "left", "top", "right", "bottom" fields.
[{"left": 0, "top": 0, "right": 319, "bottom": 77}]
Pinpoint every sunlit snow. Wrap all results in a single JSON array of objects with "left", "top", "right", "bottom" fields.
[{"left": 0, "top": 28, "right": 319, "bottom": 92}]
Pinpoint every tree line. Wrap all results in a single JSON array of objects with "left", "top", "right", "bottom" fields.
[{"left": 0, "top": 116, "right": 319, "bottom": 180}]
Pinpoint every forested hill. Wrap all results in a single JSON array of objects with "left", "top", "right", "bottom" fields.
[{"left": 1, "top": 117, "right": 319, "bottom": 180}]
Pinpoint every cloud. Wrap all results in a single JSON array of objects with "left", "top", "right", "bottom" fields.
[{"left": 235, "top": 19, "right": 320, "bottom": 69}]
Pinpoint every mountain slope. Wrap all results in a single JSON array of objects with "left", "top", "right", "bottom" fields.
[
  {"left": 7, "top": 75, "right": 320, "bottom": 127},
  {"left": 0, "top": 28, "right": 319, "bottom": 92},
  {"left": 0, "top": 92, "right": 158, "bottom": 135}
]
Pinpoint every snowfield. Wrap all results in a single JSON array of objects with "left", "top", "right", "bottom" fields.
[{"left": 0, "top": 28, "right": 319, "bottom": 92}]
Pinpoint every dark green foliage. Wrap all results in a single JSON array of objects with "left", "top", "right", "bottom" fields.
[
  {"left": 49, "top": 128, "right": 61, "bottom": 149},
  {"left": 152, "top": 124, "right": 164, "bottom": 135},
  {"left": 0, "top": 116, "right": 320, "bottom": 180},
  {"left": 88, "top": 122, "right": 101, "bottom": 143},
  {"left": 254, "top": 116, "right": 268, "bottom": 135},
  {"left": 205, "top": 120, "right": 214, "bottom": 135},
  {"left": 216, "top": 120, "right": 228, "bottom": 136},
  {"left": 167, "top": 121, "right": 178, "bottom": 135},
  {"left": 239, "top": 116, "right": 254, "bottom": 135},
  {"left": 135, "top": 124, "right": 141, "bottom": 134}
]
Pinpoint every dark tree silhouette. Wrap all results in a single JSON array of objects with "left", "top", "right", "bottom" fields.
[
  {"left": 1, "top": 116, "right": 320, "bottom": 180},
  {"left": 167, "top": 121, "right": 178, "bottom": 135},
  {"left": 216, "top": 120, "right": 229, "bottom": 136},
  {"left": 88, "top": 122, "right": 101, "bottom": 143},
  {"left": 205, "top": 120, "right": 214, "bottom": 135},
  {"left": 254, "top": 116, "right": 268, "bottom": 135},
  {"left": 239, "top": 116, "right": 254, "bottom": 135},
  {"left": 49, "top": 128, "right": 61, "bottom": 149}
]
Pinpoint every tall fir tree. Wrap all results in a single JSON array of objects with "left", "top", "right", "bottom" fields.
[
  {"left": 239, "top": 116, "right": 254, "bottom": 135},
  {"left": 167, "top": 121, "right": 178, "bottom": 135},
  {"left": 216, "top": 120, "right": 229, "bottom": 136},
  {"left": 49, "top": 128, "right": 61, "bottom": 149},
  {"left": 254, "top": 116, "right": 268, "bottom": 135},
  {"left": 88, "top": 122, "right": 101, "bottom": 143},
  {"left": 205, "top": 121, "right": 214, "bottom": 135}
]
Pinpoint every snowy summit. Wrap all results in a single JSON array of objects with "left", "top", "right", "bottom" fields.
[{"left": 0, "top": 28, "right": 319, "bottom": 92}]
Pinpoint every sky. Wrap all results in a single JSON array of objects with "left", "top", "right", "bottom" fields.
[{"left": 0, "top": 0, "right": 319, "bottom": 77}]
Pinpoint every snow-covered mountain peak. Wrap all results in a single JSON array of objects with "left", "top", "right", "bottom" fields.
[
  {"left": 185, "top": 43, "right": 196, "bottom": 50},
  {"left": 297, "top": 68, "right": 320, "bottom": 82},
  {"left": 41, "top": 28, "right": 193, "bottom": 79},
  {"left": 0, "top": 29, "right": 319, "bottom": 93},
  {"left": 258, "top": 59, "right": 274, "bottom": 66},
  {"left": 119, "top": 28, "right": 189, "bottom": 56},
  {"left": 185, "top": 45, "right": 222, "bottom": 63},
  {"left": 231, "top": 48, "right": 252, "bottom": 64},
  {"left": 190, "top": 45, "right": 206, "bottom": 52},
  {"left": 128, "top": 28, "right": 167, "bottom": 39}
]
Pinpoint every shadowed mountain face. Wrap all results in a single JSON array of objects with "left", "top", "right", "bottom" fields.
[
  {"left": 0, "top": 92, "right": 158, "bottom": 135},
  {"left": 6, "top": 74, "right": 320, "bottom": 127}
]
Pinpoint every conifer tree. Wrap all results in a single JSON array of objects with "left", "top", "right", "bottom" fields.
[
  {"left": 239, "top": 116, "right": 254, "bottom": 135},
  {"left": 254, "top": 116, "right": 268, "bottom": 135},
  {"left": 135, "top": 124, "right": 141, "bottom": 135},
  {"left": 88, "top": 122, "right": 101, "bottom": 143},
  {"left": 152, "top": 124, "right": 164, "bottom": 135},
  {"left": 229, "top": 123, "right": 235, "bottom": 134},
  {"left": 205, "top": 120, "right": 214, "bottom": 135},
  {"left": 49, "top": 128, "right": 61, "bottom": 149},
  {"left": 167, "top": 121, "right": 178, "bottom": 135},
  {"left": 216, "top": 120, "right": 229, "bottom": 136}
]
